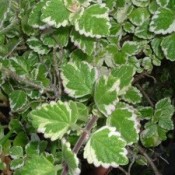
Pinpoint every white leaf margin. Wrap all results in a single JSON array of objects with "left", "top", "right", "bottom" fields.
[
  {"left": 62, "top": 139, "right": 80, "bottom": 175},
  {"left": 84, "top": 126, "right": 128, "bottom": 168},
  {"left": 61, "top": 61, "right": 98, "bottom": 98},
  {"left": 74, "top": 4, "right": 111, "bottom": 38}
]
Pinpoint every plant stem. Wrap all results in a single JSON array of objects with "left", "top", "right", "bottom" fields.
[
  {"left": 2, "top": 68, "right": 53, "bottom": 93},
  {"left": 61, "top": 115, "right": 98, "bottom": 175},
  {"left": 138, "top": 146, "right": 162, "bottom": 175},
  {"left": 135, "top": 84, "right": 154, "bottom": 107}
]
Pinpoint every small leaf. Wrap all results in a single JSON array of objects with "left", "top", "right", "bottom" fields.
[
  {"left": 131, "top": 0, "right": 149, "bottom": 7},
  {"left": 41, "top": 0, "right": 70, "bottom": 28},
  {"left": 9, "top": 90, "right": 28, "bottom": 112},
  {"left": 122, "top": 86, "right": 142, "bottom": 104},
  {"left": 154, "top": 98, "right": 174, "bottom": 130},
  {"left": 9, "top": 146, "right": 23, "bottom": 159},
  {"left": 10, "top": 158, "right": 24, "bottom": 170},
  {"left": 84, "top": 126, "right": 128, "bottom": 168},
  {"left": 21, "top": 154, "right": 56, "bottom": 175},
  {"left": 122, "top": 41, "right": 140, "bottom": 56},
  {"left": 74, "top": 4, "right": 111, "bottom": 38},
  {"left": 138, "top": 106, "right": 154, "bottom": 120},
  {"left": 27, "top": 37, "right": 50, "bottom": 55},
  {"left": 140, "top": 124, "right": 161, "bottom": 147},
  {"left": 129, "top": 7, "right": 150, "bottom": 26},
  {"left": 150, "top": 7, "right": 175, "bottom": 34},
  {"left": 62, "top": 139, "right": 80, "bottom": 175},
  {"left": 161, "top": 33, "right": 175, "bottom": 61},
  {"left": 107, "top": 103, "right": 140, "bottom": 144},
  {"left": 94, "top": 75, "right": 120, "bottom": 116},
  {"left": 156, "top": 0, "right": 170, "bottom": 7},
  {"left": 70, "top": 30, "right": 96, "bottom": 55},
  {"left": 61, "top": 61, "right": 97, "bottom": 98},
  {"left": 29, "top": 101, "right": 79, "bottom": 141}
]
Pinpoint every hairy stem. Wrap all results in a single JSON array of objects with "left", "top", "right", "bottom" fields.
[
  {"left": 61, "top": 115, "right": 98, "bottom": 175},
  {"left": 138, "top": 146, "right": 162, "bottom": 175},
  {"left": 2, "top": 68, "right": 53, "bottom": 93}
]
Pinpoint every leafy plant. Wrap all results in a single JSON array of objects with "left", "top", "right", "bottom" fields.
[{"left": 0, "top": 0, "right": 175, "bottom": 175}]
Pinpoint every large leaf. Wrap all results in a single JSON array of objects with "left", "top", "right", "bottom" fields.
[
  {"left": 154, "top": 98, "right": 174, "bottom": 130},
  {"left": 161, "top": 33, "right": 175, "bottom": 61},
  {"left": 61, "top": 61, "right": 97, "bottom": 98},
  {"left": 84, "top": 126, "right": 128, "bottom": 168},
  {"left": 149, "top": 7, "right": 175, "bottom": 34},
  {"left": 21, "top": 154, "right": 56, "bottom": 175},
  {"left": 9, "top": 90, "right": 28, "bottom": 112},
  {"left": 70, "top": 30, "right": 96, "bottom": 55},
  {"left": 94, "top": 75, "right": 120, "bottom": 116},
  {"left": 74, "top": 4, "right": 111, "bottom": 38},
  {"left": 107, "top": 103, "right": 140, "bottom": 144},
  {"left": 41, "top": 0, "right": 70, "bottom": 28},
  {"left": 29, "top": 101, "right": 79, "bottom": 141},
  {"left": 62, "top": 139, "right": 80, "bottom": 175}
]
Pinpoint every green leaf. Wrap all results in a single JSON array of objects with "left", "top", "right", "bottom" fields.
[
  {"left": 0, "top": 0, "right": 11, "bottom": 28},
  {"left": 9, "top": 146, "right": 23, "bottom": 159},
  {"left": 62, "top": 139, "right": 80, "bottom": 175},
  {"left": 41, "top": 27, "right": 70, "bottom": 48},
  {"left": 122, "top": 41, "right": 140, "bottom": 56},
  {"left": 131, "top": 0, "right": 149, "bottom": 7},
  {"left": 70, "top": 30, "right": 96, "bottom": 55},
  {"left": 61, "top": 61, "right": 97, "bottom": 98},
  {"left": 28, "top": 0, "right": 47, "bottom": 29},
  {"left": 140, "top": 124, "right": 161, "bottom": 147},
  {"left": 112, "top": 64, "right": 135, "bottom": 95},
  {"left": 21, "top": 154, "right": 56, "bottom": 175},
  {"left": 138, "top": 106, "right": 154, "bottom": 120},
  {"left": 161, "top": 33, "right": 175, "bottom": 61},
  {"left": 156, "top": 0, "right": 169, "bottom": 7},
  {"left": 122, "top": 86, "right": 142, "bottom": 104},
  {"left": 107, "top": 103, "right": 140, "bottom": 144},
  {"left": 9, "top": 90, "right": 28, "bottom": 112},
  {"left": 27, "top": 37, "right": 50, "bottom": 55},
  {"left": 10, "top": 158, "right": 24, "bottom": 170},
  {"left": 74, "top": 4, "right": 111, "bottom": 38},
  {"left": 94, "top": 75, "right": 120, "bottom": 116},
  {"left": 84, "top": 126, "right": 128, "bottom": 168},
  {"left": 149, "top": 7, "right": 175, "bottom": 34},
  {"left": 154, "top": 98, "right": 174, "bottom": 130},
  {"left": 129, "top": 7, "right": 150, "bottom": 26},
  {"left": 41, "top": 0, "right": 70, "bottom": 28},
  {"left": 29, "top": 101, "right": 79, "bottom": 141}
]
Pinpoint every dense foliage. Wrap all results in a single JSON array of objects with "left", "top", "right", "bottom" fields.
[{"left": 0, "top": 0, "right": 175, "bottom": 175}]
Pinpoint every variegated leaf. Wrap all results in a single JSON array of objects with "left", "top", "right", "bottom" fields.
[
  {"left": 156, "top": 0, "right": 169, "bottom": 7},
  {"left": 41, "top": 0, "right": 70, "bottom": 28},
  {"left": 28, "top": 101, "right": 79, "bottom": 141},
  {"left": 84, "top": 126, "right": 128, "bottom": 168},
  {"left": 61, "top": 61, "right": 97, "bottom": 98},
  {"left": 74, "top": 4, "right": 111, "bottom": 38}
]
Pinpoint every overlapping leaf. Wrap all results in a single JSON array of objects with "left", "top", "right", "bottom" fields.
[
  {"left": 74, "top": 4, "right": 111, "bottom": 38},
  {"left": 107, "top": 103, "right": 140, "bottom": 144},
  {"left": 84, "top": 126, "right": 128, "bottom": 168},
  {"left": 62, "top": 139, "right": 80, "bottom": 175},
  {"left": 94, "top": 75, "right": 120, "bottom": 116},
  {"left": 61, "top": 61, "right": 97, "bottom": 98},
  {"left": 20, "top": 154, "right": 56, "bottom": 175},
  {"left": 29, "top": 101, "right": 80, "bottom": 141},
  {"left": 70, "top": 30, "right": 96, "bottom": 55}
]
